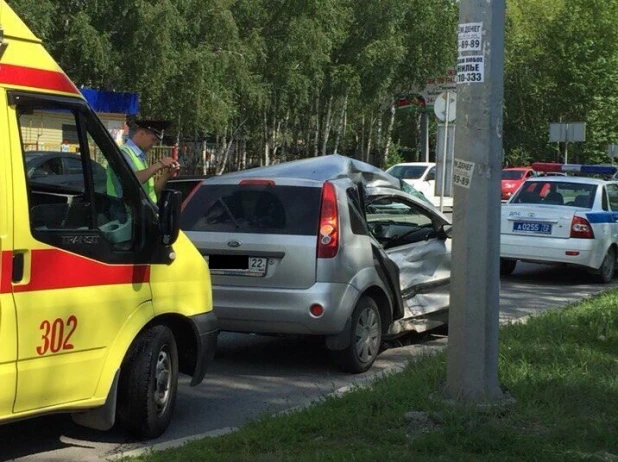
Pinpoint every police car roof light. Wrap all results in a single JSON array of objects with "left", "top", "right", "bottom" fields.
[{"left": 531, "top": 162, "right": 617, "bottom": 176}]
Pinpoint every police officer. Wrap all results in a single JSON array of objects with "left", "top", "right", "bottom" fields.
[{"left": 117, "top": 120, "right": 180, "bottom": 202}]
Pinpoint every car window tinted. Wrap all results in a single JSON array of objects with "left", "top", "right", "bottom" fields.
[{"left": 181, "top": 184, "right": 322, "bottom": 235}]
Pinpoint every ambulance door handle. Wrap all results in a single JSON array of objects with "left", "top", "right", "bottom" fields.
[{"left": 12, "top": 252, "right": 24, "bottom": 283}]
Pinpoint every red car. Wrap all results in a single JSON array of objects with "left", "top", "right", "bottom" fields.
[{"left": 501, "top": 167, "right": 537, "bottom": 201}]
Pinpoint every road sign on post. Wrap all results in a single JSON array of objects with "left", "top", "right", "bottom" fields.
[
  {"left": 446, "top": 0, "right": 506, "bottom": 403},
  {"left": 434, "top": 92, "right": 457, "bottom": 211},
  {"left": 549, "top": 122, "right": 586, "bottom": 164}
]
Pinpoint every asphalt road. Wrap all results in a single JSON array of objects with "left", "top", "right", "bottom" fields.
[{"left": 2, "top": 262, "right": 617, "bottom": 462}]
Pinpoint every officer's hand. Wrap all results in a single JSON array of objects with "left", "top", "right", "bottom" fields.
[{"left": 156, "top": 157, "right": 181, "bottom": 172}]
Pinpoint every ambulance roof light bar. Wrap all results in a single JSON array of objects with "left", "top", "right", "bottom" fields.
[{"left": 531, "top": 162, "right": 618, "bottom": 176}]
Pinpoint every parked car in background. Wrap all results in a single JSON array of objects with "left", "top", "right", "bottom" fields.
[
  {"left": 501, "top": 167, "right": 537, "bottom": 201},
  {"left": 181, "top": 155, "right": 452, "bottom": 373},
  {"left": 500, "top": 164, "right": 618, "bottom": 283},
  {"left": 386, "top": 162, "right": 453, "bottom": 209},
  {"left": 25, "top": 151, "right": 107, "bottom": 191}
]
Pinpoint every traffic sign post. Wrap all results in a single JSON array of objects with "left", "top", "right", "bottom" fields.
[
  {"left": 434, "top": 92, "right": 457, "bottom": 211},
  {"left": 549, "top": 122, "right": 586, "bottom": 164}
]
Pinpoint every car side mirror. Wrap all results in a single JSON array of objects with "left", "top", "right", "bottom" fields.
[
  {"left": 437, "top": 224, "right": 453, "bottom": 240},
  {"left": 158, "top": 189, "right": 182, "bottom": 246}
]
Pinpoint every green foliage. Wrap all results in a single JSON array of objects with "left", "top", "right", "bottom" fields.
[
  {"left": 7, "top": 0, "right": 457, "bottom": 166},
  {"left": 11, "top": 0, "right": 616, "bottom": 171},
  {"left": 384, "top": 141, "right": 405, "bottom": 170},
  {"left": 504, "top": 0, "right": 618, "bottom": 164},
  {"left": 504, "top": 147, "right": 532, "bottom": 167}
]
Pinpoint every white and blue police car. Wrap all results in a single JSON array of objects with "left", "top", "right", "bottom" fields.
[{"left": 500, "top": 163, "right": 618, "bottom": 283}]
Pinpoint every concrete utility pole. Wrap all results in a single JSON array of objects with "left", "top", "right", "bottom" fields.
[{"left": 446, "top": 0, "right": 506, "bottom": 402}]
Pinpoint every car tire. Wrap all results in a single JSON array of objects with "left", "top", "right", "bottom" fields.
[
  {"left": 500, "top": 258, "right": 517, "bottom": 276},
  {"left": 338, "top": 296, "right": 382, "bottom": 374},
  {"left": 596, "top": 247, "right": 616, "bottom": 284},
  {"left": 116, "top": 325, "right": 179, "bottom": 439}
]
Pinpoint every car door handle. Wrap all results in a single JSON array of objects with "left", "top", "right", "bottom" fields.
[{"left": 12, "top": 252, "right": 24, "bottom": 283}]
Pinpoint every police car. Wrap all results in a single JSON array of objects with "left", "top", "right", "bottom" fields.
[{"left": 500, "top": 163, "right": 618, "bottom": 283}]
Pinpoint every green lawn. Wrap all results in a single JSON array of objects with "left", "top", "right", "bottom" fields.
[{"left": 127, "top": 290, "right": 618, "bottom": 462}]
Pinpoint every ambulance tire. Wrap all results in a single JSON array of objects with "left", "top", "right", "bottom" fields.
[
  {"left": 337, "top": 296, "right": 382, "bottom": 373},
  {"left": 596, "top": 247, "right": 616, "bottom": 284},
  {"left": 116, "top": 325, "right": 179, "bottom": 439}
]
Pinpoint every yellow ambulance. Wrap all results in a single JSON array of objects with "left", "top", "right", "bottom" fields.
[{"left": 0, "top": 1, "right": 217, "bottom": 439}]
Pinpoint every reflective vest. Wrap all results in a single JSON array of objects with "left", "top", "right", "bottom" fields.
[{"left": 107, "top": 144, "right": 157, "bottom": 203}]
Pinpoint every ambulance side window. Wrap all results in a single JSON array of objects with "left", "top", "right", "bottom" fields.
[{"left": 17, "top": 99, "right": 141, "bottom": 262}]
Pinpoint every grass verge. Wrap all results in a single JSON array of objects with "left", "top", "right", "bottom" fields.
[{"left": 127, "top": 290, "right": 618, "bottom": 461}]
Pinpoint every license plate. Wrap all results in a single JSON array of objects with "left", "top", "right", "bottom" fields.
[
  {"left": 512, "top": 221, "right": 552, "bottom": 234},
  {"left": 206, "top": 255, "right": 268, "bottom": 277}
]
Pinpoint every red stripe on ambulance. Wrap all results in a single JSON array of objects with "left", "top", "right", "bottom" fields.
[
  {"left": 1, "top": 249, "right": 149, "bottom": 293},
  {"left": 0, "top": 64, "right": 80, "bottom": 95}
]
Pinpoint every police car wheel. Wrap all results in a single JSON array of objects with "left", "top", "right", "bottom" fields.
[
  {"left": 500, "top": 258, "right": 517, "bottom": 276},
  {"left": 337, "top": 296, "right": 382, "bottom": 373},
  {"left": 116, "top": 325, "right": 179, "bottom": 439},
  {"left": 597, "top": 247, "right": 616, "bottom": 284}
]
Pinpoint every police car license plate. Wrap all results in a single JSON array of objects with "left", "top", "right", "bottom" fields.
[
  {"left": 513, "top": 221, "right": 552, "bottom": 234},
  {"left": 206, "top": 255, "right": 268, "bottom": 277}
]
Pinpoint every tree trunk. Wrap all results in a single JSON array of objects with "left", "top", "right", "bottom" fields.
[
  {"left": 218, "top": 119, "right": 248, "bottom": 175},
  {"left": 333, "top": 92, "right": 348, "bottom": 155},
  {"left": 263, "top": 110, "right": 270, "bottom": 166},
  {"left": 313, "top": 91, "right": 321, "bottom": 157},
  {"left": 217, "top": 132, "right": 229, "bottom": 175},
  {"left": 374, "top": 113, "right": 383, "bottom": 166},
  {"left": 360, "top": 115, "right": 365, "bottom": 160},
  {"left": 382, "top": 98, "right": 397, "bottom": 168},
  {"left": 321, "top": 94, "right": 333, "bottom": 156},
  {"left": 365, "top": 114, "right": 375, "bottom": 164}
]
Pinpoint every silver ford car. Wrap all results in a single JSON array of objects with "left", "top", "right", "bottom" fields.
[{"left": 181, "top": 155, "right": 451, "bottom": 373}]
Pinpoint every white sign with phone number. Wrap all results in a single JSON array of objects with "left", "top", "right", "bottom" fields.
[
  {"left": 458, "top": 22, "right": 483, "bottom": 52},
  {"left": 457, "top": 55, "right": 485, "bottom": 83},
  {"left": 453, "top": 158, "right": 475, "bottom": 189}
]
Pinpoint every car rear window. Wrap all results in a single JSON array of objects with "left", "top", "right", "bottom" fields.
[
  {"left": 502, "top": 170, "right": 525, "bottom": 180},
  {"left": 181, "top": 184, "right": 322, "bottom": 235},
  {"left": 511, "top": 181, "right": 597, "bottom": 207}
]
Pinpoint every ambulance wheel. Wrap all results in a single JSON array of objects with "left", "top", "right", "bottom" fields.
[
  {"left": 338, "top": 296, "right": 382, "bottom": 373},
  {"left": 597, "top": 247, "right": 616, "bottom": 284},
  {"left": 116, "top": 325, "right": 179, "bottom": 439},
  {"left": 500, "top": 258, "right": 517, "bottom": 276}
]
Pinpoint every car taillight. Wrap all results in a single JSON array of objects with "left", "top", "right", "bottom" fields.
[
  {"left": 570, "top": 216, "right": 594, "bottom": 239},
  {"left": 317, "top": 182, "right": 339, "bottom": 258}
]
